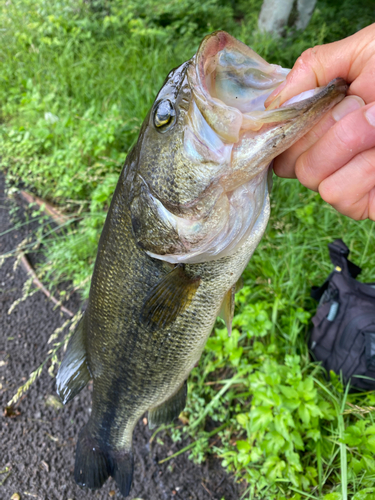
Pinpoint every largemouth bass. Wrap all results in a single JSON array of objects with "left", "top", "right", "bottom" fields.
[{"left": 56, "top": 31, "right": 346, "bottom": 497}]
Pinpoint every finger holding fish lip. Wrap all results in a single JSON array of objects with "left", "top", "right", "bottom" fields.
[
  {"left": 273, "top": 95, "right": 365, "bottom": 179},
  {"left": 274, "top": 99, "right": 375, "bottom": 221},
  {"left": 293, "top": 101, "right": 375, "bottom": 193},
  {"left": 318, "top": 148, "right": 375, "bottom": 221},
  {"left": 267, "top": 23, "right": 375, "bottom": 222}
]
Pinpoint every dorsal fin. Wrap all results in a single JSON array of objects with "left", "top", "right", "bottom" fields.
[
  {"left": 56, "top": 317, "right": 91, "bottom": 405},
  {"left": 141, "top": 264, "right": 200, "bottom": 332}
]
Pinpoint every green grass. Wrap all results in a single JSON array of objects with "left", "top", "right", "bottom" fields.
[{"left": 1, "top": 0, "right": 375, "bottom": 498}]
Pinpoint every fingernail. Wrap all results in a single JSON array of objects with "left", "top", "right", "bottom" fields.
[
  {"left": 265, "top": 81, "right": 287, "bottom": 107},
  {"left": 332, "top": 95, "right": 365, "bottom": 121},
  {"left": 365, "top": 103, "right": 375, "bottom": 126},
  {"left": 265, "top": 95, "right": 281, "bottom": 111}
]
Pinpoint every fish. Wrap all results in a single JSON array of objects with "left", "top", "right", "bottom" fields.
[{"left": 56, "top": 31, "right": 347, "bottom": 497}]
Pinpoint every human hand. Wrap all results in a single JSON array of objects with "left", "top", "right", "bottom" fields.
[{"left": 265, "top": 24, "right": 375, "bottom": 221}]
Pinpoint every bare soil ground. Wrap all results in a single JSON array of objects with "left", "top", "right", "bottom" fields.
[{"left": 0, "top": 173, "right": 240, "bottom": 500}]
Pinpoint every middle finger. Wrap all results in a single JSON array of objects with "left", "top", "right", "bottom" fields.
[{"left": 273, "top": 95, "right": 365, "bottom": 179}]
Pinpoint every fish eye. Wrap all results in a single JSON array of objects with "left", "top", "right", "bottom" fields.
[{"left": 153, "top": 99, "right": 176, "bottom": 132}]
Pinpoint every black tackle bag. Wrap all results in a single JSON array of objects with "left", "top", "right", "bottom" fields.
[{"left": 309, "top": 239, "right": 375, "bottom": 391}]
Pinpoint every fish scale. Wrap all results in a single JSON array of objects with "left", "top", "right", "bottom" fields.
[{"left": 56, "top": 30, "right": 347, "bottom": 497}]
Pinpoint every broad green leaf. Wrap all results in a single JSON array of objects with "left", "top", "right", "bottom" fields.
[
  {"left": 291, "top": 430, "right": 304, "bottom": 450},
  {"left": 365, "top": 424, "right": 375, "bottom": 435},
  {"left": 305, "top": 402, "right": 323, "bottom": 418},
  {"left": 236, "top": 413, "right": 249, "bottom": 428},
  {"left": 353, "top": 489, "right": 375, "bottom": 500},
  {"left": 285, "top": 450, "right": 302, "bottom": 472},
  {"left": 262, "top": 456, "right": 286, "bottom": 482},
  {"left": 264, "top": 431, "right": 285, "bottom": 455},
  {"left": 250, "top": 406, "right": 273, "bottom": 432},
  {"left": 236, "top": 440, "right": 251, "bottom": 452},
  {"left": 274, "top": 413, "right": 292, "bottom": 440},
  {"left": 341, "top": 425, "right": 363, "bottom": 447},
  {"left": 279, "top": 385, "right": 299, "bottom": 400},
  {"left": 298, "top": 403, "right": 310, "bottom": 425},
  {"left": 250, "top": 446, "right": 262, "bottom": 463},
  {"left": 323, "top": 493, "right": 342, "bottom": 500},
  {"left": 305, "top": 428, "right": 321, "bottom": 442}
]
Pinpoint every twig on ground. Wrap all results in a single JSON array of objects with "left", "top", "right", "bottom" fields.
[
  {"left": 23, "top": 492, "right": 41, "bottom": 499},
  {"left": 19, "top": 191, "right": 69, "bottom": 226},
  {"left": 19, "top": 253, "right": 74, "bottom": 318},
  {"left": 201, "top": 481, "right": 213, "bottom": 497}
]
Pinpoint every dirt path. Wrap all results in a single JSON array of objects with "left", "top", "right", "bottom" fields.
[{"left": 0, "top": 173, "right": 240, "bottom": 500}]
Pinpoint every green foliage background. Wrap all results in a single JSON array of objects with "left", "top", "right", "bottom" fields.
[{"left": 1, "top": 0, "right": 375, "bottom": 498}]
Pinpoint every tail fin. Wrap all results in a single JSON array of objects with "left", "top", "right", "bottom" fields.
[
  {"left": 74, "top": 425, "right": 134, "bottom": 497},
  {"left": 109, "top": 450, "right": 134, "bottom": 497},
  {"left": 74, "top": 426, "right": 110, "bottom": 490}
]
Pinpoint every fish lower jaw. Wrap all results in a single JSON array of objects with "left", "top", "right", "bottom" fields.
[{"left": 146, "top": 173, "right": 270, "bottom": 265}]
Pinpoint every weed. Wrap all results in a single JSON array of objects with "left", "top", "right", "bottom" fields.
[{"left": 1, "top": 0, "right": 375, "bottom": 498}]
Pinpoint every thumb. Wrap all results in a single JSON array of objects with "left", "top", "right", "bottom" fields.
[{"left": 264, "top": 24, "right": 375, "bottom": 108}]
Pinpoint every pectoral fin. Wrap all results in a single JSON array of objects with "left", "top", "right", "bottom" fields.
[
  {"left": 148, "top": 381, "right": 187, "bottom": 429},
  {"left": 141, "top": 264, "right": 200, "bottom": 332},
  {"left": 56, "top": 317, "right": 91, "bottom": 405}
]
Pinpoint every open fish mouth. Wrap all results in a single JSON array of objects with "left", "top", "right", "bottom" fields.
[
  {"left": 188, "top": 30, "right": 346, "bottom": 144},
  {"left": 189, "top": 30, "right": 291, "bottom": 143}
]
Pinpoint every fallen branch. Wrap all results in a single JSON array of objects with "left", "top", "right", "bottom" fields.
[
  {"left": 20, "top": 253, "right": 74, "bottom": 318},
  {"left": 19, "top": 190, "right": 69, "bottom": 226}
]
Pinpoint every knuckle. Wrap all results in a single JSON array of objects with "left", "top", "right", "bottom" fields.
[
  {"left": 357, "top": 151, "right": 375, "bottom": 176},
  {"left": 297, "top": 47, "right": 316, "bottom": 66},
  {"left": 295, "top": 154, "right": 317, "bottom": 189},
  {"left": 332, "top": 120, "right": 358, "bottom": 151},
  {"left": 318, "top": 180, "right": 340, "bottom": 206},
  {"left": 303, "top": 125, "right": 322, "bottom": 146},
  {"left": 296, "top": 46, "right": 324, "bottom": 74}
]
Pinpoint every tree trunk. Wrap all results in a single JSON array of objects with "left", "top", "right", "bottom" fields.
[
  {"left": 258, "top": 0, "right": 317, "bottom": 37},
  {"left": 295, "top": 0, "right": 318, "bottom": 31}
]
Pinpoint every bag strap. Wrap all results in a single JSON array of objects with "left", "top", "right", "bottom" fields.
[
  {"left": 328, "top": 239, "right": 362, "bottom": 278},
  {"left": 311, "top": 239, "right": 362, "bottom": 301}
]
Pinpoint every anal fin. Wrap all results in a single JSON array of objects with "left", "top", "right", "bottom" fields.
[
  {"left": 148, "top": 381, "right": 187, "bottom": 429},
  {"left": 56, "top": 316, "right": 91, "bottom": 405},
  {"left": 141, "top": 264, "right": 200, "bottom": 332}
]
